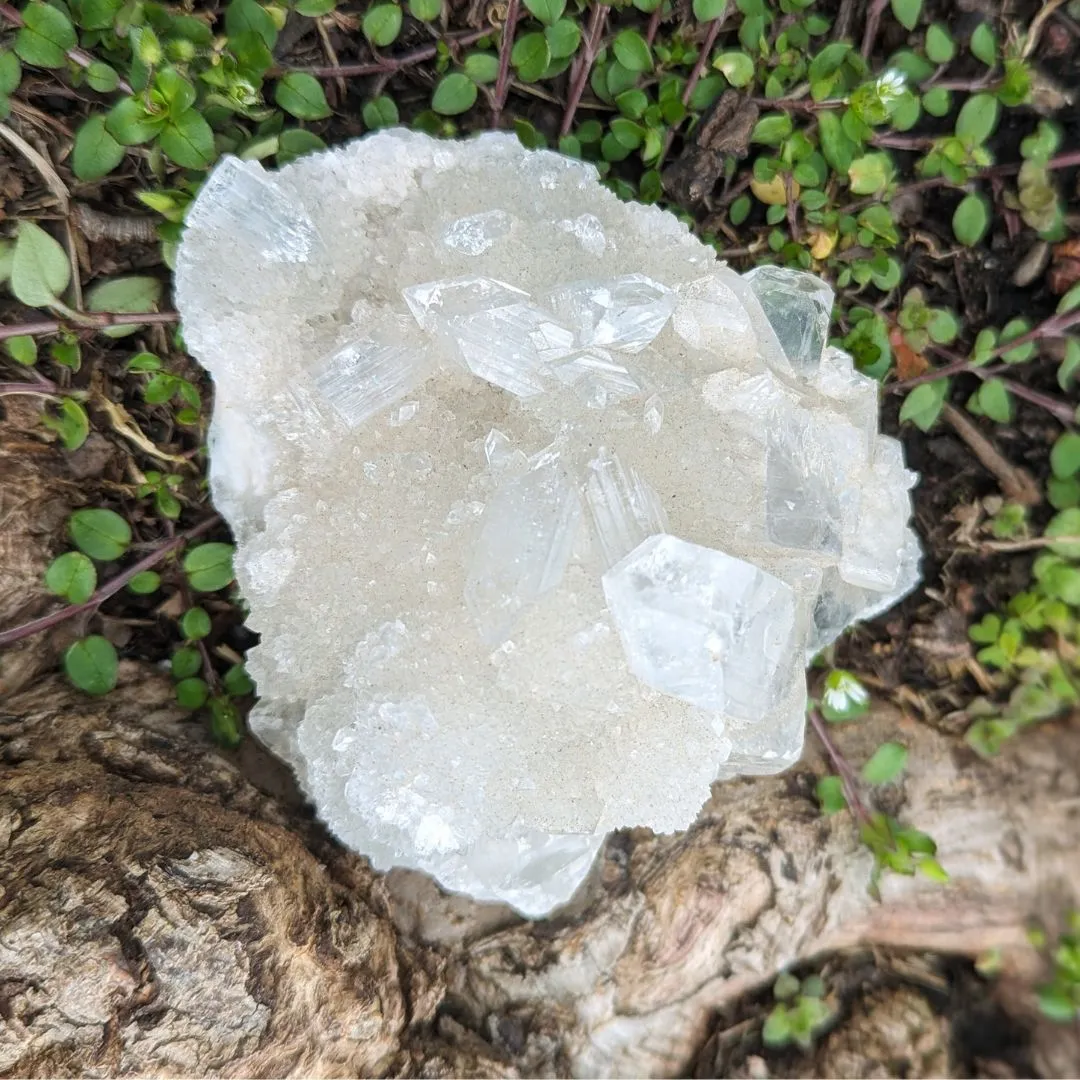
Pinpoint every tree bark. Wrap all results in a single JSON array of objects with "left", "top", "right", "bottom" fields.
[{"left": 2, "top": 401, "right": 1079, "bottom": 1078}]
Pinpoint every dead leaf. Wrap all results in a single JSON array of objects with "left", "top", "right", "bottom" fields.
[{"left": 890, "top": 327, "right": 929, "bottom": 380}]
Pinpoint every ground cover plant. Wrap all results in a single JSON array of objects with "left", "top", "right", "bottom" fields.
[{"left": 1, "top": 0, "right": 1078, "bottom": 1068}]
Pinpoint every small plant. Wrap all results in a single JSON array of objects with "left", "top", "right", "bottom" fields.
[
  {"left": 1034, "top": 912, "right": 1080, "bottom": 1023},
  {"left": 762, "top": 972, "right": 834, "bottom": 1050},
  {"left": 811, "top": 669, "right": 948, "bottom": 892}
]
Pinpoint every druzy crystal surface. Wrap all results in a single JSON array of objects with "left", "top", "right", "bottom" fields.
[{"left": 174, "top": 132, "right": 920, "bottom": 916}]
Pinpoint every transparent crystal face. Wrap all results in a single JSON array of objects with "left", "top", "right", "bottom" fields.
[
  {"left": 174, "top": 132, "right": 921, "bottom": 917},
  {"left": 602, "top": 534, "right": 797, "bottom": 721}
]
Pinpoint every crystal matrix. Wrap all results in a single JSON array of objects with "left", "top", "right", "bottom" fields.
[{"left": 175, "top": 132, "right": 920, "bottom": 916}]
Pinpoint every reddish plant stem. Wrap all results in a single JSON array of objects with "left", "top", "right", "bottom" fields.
[
  {"left": 0, "top": 310, "right": 180, "bottom": 342},
  {"left": 283, "top": 27, "right": 492, "bottom": 78},
  {"left": 807, "top": 708, "right": 872, "bottom": 825},
  {"left": 0, "top": 515, "right": 222, "bottom": 650},
  {"left": 0, "top": 2, "right": 133, "bottom": 93},
  {"left": 751, "top": 96, "right": 840, "bottom": 112},
  {"left": 839, "top": 149, "right": 1080, "bottom": 215},
  {"left": 859, "top": 0, "right": 890, "bottom": 59},
  {"left": 889, "top": 308, "right": 1080, "bottom": 394},
  {"left": 559, "top": 3, "right": 609, "bottom": 138},
  {"left": 681, "top": 17, "right": 722, "bottom": 107},
  {"left": 490, "top": 0, "right": 520, "bottom": 129},
  {"left": 658, "top": 16, "right": 723, "bottom": 161},
  {"left": 644, "top": 2, "right": 664, "bottom": 46}
]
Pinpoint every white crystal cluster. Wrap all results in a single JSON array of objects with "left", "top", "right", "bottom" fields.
[{"left": 174, "top": 131, "right": 920, "bottom": 916}]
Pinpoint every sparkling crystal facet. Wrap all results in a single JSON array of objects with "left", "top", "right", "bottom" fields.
[{"left": 602, "top": 534, "right": 797, "bottom": 721}]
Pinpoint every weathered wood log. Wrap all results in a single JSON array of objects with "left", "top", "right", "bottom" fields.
[{"left": 2, "top": 398, "right": 1078, "bottom": 1078}]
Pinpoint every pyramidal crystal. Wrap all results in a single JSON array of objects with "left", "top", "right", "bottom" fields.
[{"left": 175, "top": 133, "right": 921, "bottom": 916}]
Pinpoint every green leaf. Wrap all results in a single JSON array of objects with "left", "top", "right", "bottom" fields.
[
  {"left": 128, "top": 570, "right": 161, "bottom": 594},
  {"left": 899, "top": 379, "right": 948, "bottom": 431},
  {"left": 1052, "top": 433, "right": 1080, "bottom": 480},
  {"left": 275, "top": 72, "right": 331, "bottom": 120},
  {"left": 105, "top": 96, "right": 165, "bottom": 146},
  {"left": 890, "top": 0, "right": 922, "bottom": 30},
  {"left": 277, "top": 128, "right": 327, "bottom": 164},
  {"left": 432, "top": 72, "right": 477, "bottom": 115},
  {"left": 5, "top": 335, "right": 37, "bottom": 365},
  {"left": 463, "top": 51, "right": 500, "bottom": 83},
  {"left": 15, "top": 3, "right": 76, "bottom": 68},
  {"left": 512, "top": 32, "right": 551, "bottom": 81},
  {"left": 181, "top": 606, "right": 212, "bottom": 640},
  {"left": 226, "top": 0, "right": 279, "bottom": 48},
  {"left": 86, "top": 276, "right": 163, "bottom": 338},
  {"left": 45, "top": 552, "right": 97, "bottom": 604},
  {"left": 362, "top": 95, "right": 399, "bottom": 129},
  {"left": 1047, "top": 509, "right": 1080, "bottom": 558},
  {"left": 922, "top": 87, "right": 951, "bottom": 116},
  {"left": 816, "top": 775, "right": 848, "bottom": 815},
  {"left": 977, "top": 378, "right": 1012, "bottom": 423},
  {"left": 159, "top": 109, "right": 216, "bottom": 169},
  {"left": 762, "top": 1005, "right": 792, "bottom": 1048},
  {"left": 184, "top": 542, "right": 236, "bottom": 592},
  {"left": 64, "top": 635, "right": 118, "bottom": 696},
  {"left": 11, "top": 221, "right": 70, "bottom": 308},
  {"left": 955, "top": 93, "right": 999, "bottom": 145},
  {"left": 1037, "top": 985, "right": 1077, "bottom": 1023},
  {"left": 712, "top": 50, "right": 753, "bottom": 87},
  {"left": 1059, "top": 338, "right": 1080, "bottom": 391},
  {"left": 171, "top": 646, "right": 202, "bottom": 679},
  {"left": 362, "top": 3, "right": 403, "bottom": 46},
  {"left": 924, "top": 23, "right": 955, "bottom": 64},
  {"left": 209, "top": 696, "right": 243, "bottom": 747},
  {"left": 751, "top": 112, "right": 793, "bottom": 145},
  {"left": 408, "top": 0, "right": 441, "bottom": 18},
  {"left": 612, "top": 29, "right": 652, "bottom": 73},
  {"left": 692, "top": 0, "right": 727, "bottom": 19},
  {"left": 69, "top": 508, "right": 131, "bottom": 561},
  {"left": 297, "top": 0, "right": 339, "bottom": 12},
  {"left": 952, "top": 192, "right": 990, "bottom": 246},
  {"left": 545, "top": 17, "right": 581, "bottom": 59},
  {"left": 524, "top": 0, "right": 564, "bottom": 24},
  {"left": 615, "top": 88, "right": 648, "bottom": 119},
  {"left": 807, "top": 41, "right": 851, "bottom": 84},
  {"left": 1000, "top": 318, "right": 1034, "bottom": 363},
  {"left": 774, "top": 972, "right": 801, "bottom": 1001},
  {"left": 176, "top": 677, "right": 210, "bottom": 709},
  {"left": 72, "top": 114, "right": 125, "bottom": 181},
  {"left": 729, "top": 194, "right": 751, "bottom": 225},
  {"left": 688, "top": 73, "right": 724, "bottom": 111},
  {"left": 862, "top": 741, "right": 908, "bottom": 784},
  {"left": 848, "top": 152, "right": 893, "bottom": 196},
  {"left": 817, "top": 111, "right": 857, "bottom": 174},
  {"left": 223, "top": 664, "right": 256, "bottom": 697},
  {"left": 41, "top": 398, "right": 90, "bottom": 451},
  {"left": 0, "top": 49, "right": 22, "bottom": 95},
  {"left": 926, "top": 308, "right": 959, "bottom": 344},
  {"left": 85, "top": 60, "right": 119, "bottom": 92},
  {"left": 970, "top": 22, "right": 997, "bottom": 66}
]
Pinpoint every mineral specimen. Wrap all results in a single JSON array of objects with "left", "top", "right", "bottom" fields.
[{"left": 175, "top": 132, "right": 920, "bottom": 916}]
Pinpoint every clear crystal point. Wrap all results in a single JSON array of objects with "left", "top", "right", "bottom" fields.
[
  {"left": 314, "top": 339, "right": 430, "bottom": 428},
  {"left": 185, "top": 156, "right": 321, "bottom": 264},
  {"left": 745, "top": 264, "right": 834, "bottom": 375},
  {"left": 603, "top": 534, "right": 797, "bottom": 722},
  {"left": 465, "top": 444, "right": 582, "bottom": 646},
  {"left": 546, "top": 274, "right": 675, "bottom": 353},
  {"left": 584, "top": 447, "right": 667, "bottom": 567}
]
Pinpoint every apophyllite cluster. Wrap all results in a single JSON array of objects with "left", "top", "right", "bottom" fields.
[{"left": 175, "top": 130, "right": 920, "bottom": 915}]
